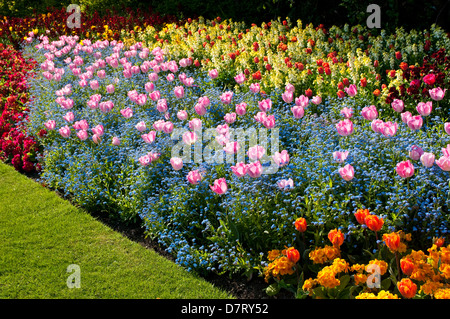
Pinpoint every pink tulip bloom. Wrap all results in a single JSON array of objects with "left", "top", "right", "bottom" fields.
[
  {"left": 273, "top": 150, "right": 289, "bottom": 167},
  {"left": 189, "top": 118, "right": 202, "bottom": 131},
  {"left": 220, "top": 91, "right": 233, "bottom": 105},
  {"left": 153, "top": 120, "right": 166, "bottom": 131},
  {"left": 401, "top": 111, "right": 412, "bottom": 124},
  {"left": 396, "top": 160, "right": 415, "bottom": 178},
  {"left": 254, "top": 111, "right": 267, "bottom": 123},
  {"left": 112, "top": 137, "right": 121, "bottom": 145},
  {"left": 120, "top": 107, "right": 133, "bottom": 118},
  {"left": 149, "top": 90, "right": 160, "bottom": 101},
  {"left": 407, "top": 116, "right": 423, "bottom": 131},
  {"left": 92, "top": 124, "right": 104, "bottom": 136},
  {"left": 391, "top": 99, "right": 404, "bottom": 112},
  {"left": 63, "top": 112, "right": 74, "bottom": 122},
  {"left": 170, "top": 157, "right": 183, "bottom": 170},
  {"left": 208, "top": 69, "right": 218, "bottom": 79},
  {"left": 333, "top": 151, "right": 349, "bottom": 163},
  {"left": 295, "top": 95, "right": 309, "bottom": 107},
  {"left": 73, "top": 119, "right": 89, "bottom": 130},
  {"left": 263, "top": 115, "right": 275, "bottom": 129},
  {"left": 258, "top": 98, "right": 272, "bottom": 112},
  {"left": 194, "top": 103, "right": 207, "bottom": 116},
  {"left": 135, "top": 93, "right": 147, "bottom": 106},
  {"left": 210, "top": 178, "right": 228, "bottom": 194},
  {"left": 76, "top": 129, "right": 88, "bottom": 140},
  {"left": 409, "top": 145, "right": 424, "bottom": 161},
  {"left": 156, "top": 99, "right": 168, "bottom": 113},
  {"left": 442, "top": 144, "right": 450, "bottom": 157},
  {"left": 97, "top": 70, "right": 106, "bottom": 78},
  {"left": 166, "top": 73, "right": 175, "bottom": 82},
  {"left": 436, "top": 156, "right": 450, "bottom": 171},
  {"left": 382, "top": 121, "right": 398, "bottom": 137},
  {"left": 344, "top": 84, "right": 357, "bottom": 97},
  {"left": 163, "top": 121, "right": 174, "bottom": 134},
  {"left": 182, "top": 131, "right": 198, "bottom": 145},
  {"left": 99, "top": 100, "right": 114, "bottom": 113},
  {"left": 420, "top": 152, "right": 435, "bottom": 167},
  {"left": 224, "top": 141, "right": 240, "bottom": 154},
  {"left": 416, "top": 101, "right": 432, "bottom": 116},
  {"left": 282, "top": 91, "right": 294, "bottom": 103},
  {"left": 59, "top": 125, "right": 71, "bottom": 137},
  {"left": 249, "top": 83, "right": 260, "bottom": 93},
  {"left": 184, "top": 77, "right": 194, "bottom": 87},
  {"left": 291, "top": 105, "right": 305, "bottom": 119},
  {"left": 247, "top": 161, "right": 263, "bottom": 178},
  {"left": 216, "top": 124, "right": 229, "bottom": 136},
  {"left": 311, "top": 96, "right": 322, "bottom": 105},
  {"left": 336, "top": 119, "right": 354, "bottom": 136},
  {"left": 198, "top": 96, "right": 210, "bottom": 107},
  {"left": 89, "top": 80, "right": 99, "bottom": 90},
  {"left": 423, "top": 73, "right": 436, "bottom": 85},
  {"left": 216, "top": 134, "right": 229, "bottom": 146},
  {"left": 285, "top": 83, "right": 295, "bottom": 93},
  {"left": 135, "top": 121, "right": 147, "bottom": 132},
  {"left": 148, "top": 72, "right": 158, "bottom": 82},
  {"left": 174, "top": 86, "right": 184, "bottom": 99},
  {"left": 187, "top": 170, "right": 203, "bottom": 184},
  {"left": 339, "top": 164, "right": 354, "bottom": 181},
  {"left": 340, "top": 107, "right": 353, "bottom": 119},
  {"left": 444, "top": 123, "right": 450, "bottom": 135},
  {"left": 142, "top": 131, "right": 156, "bottom": 144},
  {"left": 106, "top": 84, "right": 115, "bottom": 94},
  {"left": 231, "top": 162, "right": 247, "bottom": 177},
  {"left": 248, "top": 145, "right": 265, "bottom": 161},
  {"left": 235, "top": 102, "right": 247, "bottom": 116},
  {"left": 277, "top": 178, "right": 294, "bottom": 190},
  {"left": 361, "top": 105, "right": 378, "bottom": 121},
  {"left": 224, "top": 112, "right": 236, "bottom": 124},
  {"left": 429, "top": 87, "right": 446, "bottom": 101},
  {"left": 139, "top": 154, "right": 151, "bottom": 166},
  {"left": 177, "top": 110, "right": 188, "bottom": 121},
  {"left": 234, "top": 73, "right": 246, "bottom": 84},
  {"left": 92, "top": 133, "right": 102, "bottom": 144}
]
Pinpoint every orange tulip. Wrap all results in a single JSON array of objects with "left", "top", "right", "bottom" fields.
[
  {"left": 383, "top": 232, "right": 401, "bottom": 252},
  {"left": 328, "top": 229, "right": 345, "bottom": 248},
  {"left": 364, "top": 215, "right": 384, "bottom": 232},
  {"left": 433, "top": 237, "right": 445, "bottom": 248},
  {"left": 294, "top": 217, "right": 307, "bottom": 233},
  {"left": 397, "top": 278, "right": 417, "bottom": 299},
  {"left": 285, "top": 247, "right": 300, "bottom": 263},
  {"left": 354, "top": 209, "right": 370, "bottom": 225},
  {"left": 400, "top": 258, "right": 415, "bottom": 276}
]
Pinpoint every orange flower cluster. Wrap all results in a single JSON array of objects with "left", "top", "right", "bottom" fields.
[
  {"left": 264, "top": 247, "right": 299, "bottom": 282},
  {"left": 304, "top": 258, "right": 350, "bottom": 290},
  {"left": 309, "top": 245, "right": 341, "bottom": 264}
]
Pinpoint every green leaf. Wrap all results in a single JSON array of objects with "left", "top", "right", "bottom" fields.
[
  {"left": 265, "top": 283, "right": 280, "bottom": 296},
  {"left": 381, "top": 277, "right": 391, "bottom": 290},
  {"left": 337, "top": 274, "right": 350, "bottom": 292},
  {"left": 312, "top": 286, "right": 328, "bottom": 299}
]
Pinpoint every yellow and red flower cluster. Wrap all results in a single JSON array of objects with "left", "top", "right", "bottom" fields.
[{"left": 264, "top": 247, "right": 300, "bottom": 282}]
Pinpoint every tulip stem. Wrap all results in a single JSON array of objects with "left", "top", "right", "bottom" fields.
[{"left": 395, "top": 251, "right": 401, "bottom": 281}]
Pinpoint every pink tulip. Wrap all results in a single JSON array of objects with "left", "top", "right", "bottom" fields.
[
  {"left": 89, "top": 80, "right": 99, "bottom": 90},
  {"left": 153, "top": 120, "right": 166, "bottom": 131},
  {"left": 99, "top": 100, "right": 114, "bottom": 113},
  {"left": 189, "top": 118, "right": 202, "bottom": 131},
  {"left": 166, "top": 73, "right": 175, "bottom": 82},
  {"left": 224, "top": 112, "right": 236, "bottom": 124},
  {"left": 112, "top": 137, "right": 121, "bottom": 145},
  {"left": 339, "top": 164, "right": 354, "bottom": 181},
  {"left": 232, "top": 104, "right": 246, "bottom": 117},
  {"left": 407, "top": 115, "right": 423, "bottom": 131},
  {"left": 416, "top": 101, "right": 432, "bottom": 116},
  {"left": 291, "top": 105, "right": 305, "bottom": 119},
  {"left": 336, "top": 119, "right": 354, "bottom": 136},
  {"left": 174, "top": 86, "right": 184, "bottom": 98},
  {"left": 120, "top": 107, "right": 133, "bottom": 118},
  {"left": 91, "top": 124, "right": 104, "bottom": 136},
  {"left": 311, "top": 96, "right": 322, "bottom": 105},
  {"left": 277, "top": 178, "right": 294, "bottom": 190},
  {"left": 409, "top": 145, "right": 424, "bottom": 161},
  {"left": 345, "top": 84, "right": 357, "bottom": 97},
  {"left": 340, "top": 107, "right": 353, "bottom": 119},
  {"left": 224, "top": 141, "right": 240, "bottom": 154},
  {"left": 149, "top": 90, "right": 161, "bottom": 101},
  {"left": 92, "top": 133, "right": 102, "bottom": 144},
  {"left": 76, "top": 129, "right": 88, "bottom": 141},
  {"left": 285, "top": 83, "right": 295, "bottom": 93},
  {"left": 254, "top": 111, "right": 267, "bottom": 123},
  {"left": 436, "top": 156, "right": 450, "bottom": 171},
  {"left": 263, "top": 115, "right": 275, "bottom": 129},
  {"left": 273, "top": 150, "right": 289, "bottom": 167},
  {"left": 210, "top": 178, "right": 228, "bottom": 194},
  {"left": 177, "top": 110, "right": 188, "bottom": 121},
  {"left": 142, "top": 131, "right": 156, "bottom": 144},
  {"left": 248, "top": 145, "right": 265, "bottom": 161},
  {"left": 139, "top": 154, "right": 151, "bottom": 166},
  {"left": 182, "top": 131, "right": 198, "bottom": 145},
  {"left": 391, "top": 99, "right": 404, "bottom": 112},
  {"left": 163, "top": 121, "right": 174, "bottom": 134},
  {"left": 333, "top": 151, "right": 349, "bottom": 163},
  {"left": 258, "top": 98, "right": 272, "bottom": 112},
  {"left": 429, "top": 87, "right": 446, "bottom": 101},
  {"left": 444, "top": 123, "right": 450, "bottom": 135},
  {"left": 215, "top": 134, "right": 229, "bottom": 146},
  {"left": 216, "top": 124, "right": 229, "bottom": 136},
  {"left": 148, "top": 72, "right": 158, "bottom": 82},
  {"left": 135, "top": 121, "right": 146, "bottom": 132},
  {"left": 295, "top": 95, "right": 309, "bottom": 107},
  {"left": 59, "top": 125, "right": 71, "bottom": 137},
  {"left": 187, "top": 170, "right": 202, "bottom": 184},
  {"left": 194, "top": 103, "right": 207, "bottom": 116},
  {"left": 361, "top": 105, "right": 378, "bottom": 121},
  {"left": 382, "top": 121, "right": 398, "bottom": 137},
  {"left": 282, "top": 91, "right": 294, "bottom": 103},
  {"left": 97, "top": 70, "right": 106, "bottom": 78},
  {"left": 401, "top": 111, "right": 412, "bottom": 124},
  {"left": 420, "top": 152, "right": 435, "bottom": 167},
  {"left": 249, "top": 83, "right": 260, "bottom": 93},
  {"left": 442, "top": 144, "right": 450, "bottom": 157},
  {"left": 234, "top": 73, "right": 246, "bottom": 84},
  {"left": 220, "top": 91, "right": 233, "bottom": 105},
  {"left": 63, "top": 112, "right": 74, "bottom": 122},
  {"left": 156, "top": 99, "right": 168, "bottom": 113},
  {"left": 208, "top": 69, "right": 218, "bottom": 79},
  {"left": 184, "top": 77, "right": 194, "bottom": 87},
  {"left": 231, "top": 162, "right": 247, "bottom": 177},
  {"left": 247, "top": 161, "right": 263, "bottom": 178},
  {"left": 170, "top": 157, "right": 183, "bottom": 170},
  {"left": 396, "top": 160, "right": 415, "bottom": 178},
  {"left": 106, "top": 84, "right": 115, "bottom": 93},
  {"left": 198, "top": 96, "right": 210, "bottom": 107}
]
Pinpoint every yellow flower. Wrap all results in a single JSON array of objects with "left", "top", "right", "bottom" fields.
[
  {"left": 267, "top": 249, "right": 281, "bottom": 261},
  {"left": 367, "top": 259, "right": 388, "bottom": 275},
  {"left": 354, "top": 273, "right": 368, "bottom": 285},
  {"left": 434, "top": 288, "right": 450, "bottom": 299},
  {"left": 302, "top": 278, "right": 316, "bottom": 293},
  {"left": 356, "top": 290, "right": 399, "bottom": 299},
  {"left": 420, "top": 280, "right": 444, "bottom": 296},
  {"left": 309, "top": 245, "right": 340, "bottom": 264}
]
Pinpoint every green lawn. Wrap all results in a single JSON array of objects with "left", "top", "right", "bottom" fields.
[{"left": 0, "top": 162, "right": 232, "bottom": 299}]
